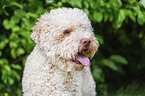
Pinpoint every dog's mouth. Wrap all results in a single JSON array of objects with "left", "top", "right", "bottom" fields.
[{"left": 72, "top": 53, "right": 90, "bottom": 66}]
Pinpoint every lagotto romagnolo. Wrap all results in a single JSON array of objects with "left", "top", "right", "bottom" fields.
[{"left": 22, "top": 7, "right": 99, "bottom": 96}]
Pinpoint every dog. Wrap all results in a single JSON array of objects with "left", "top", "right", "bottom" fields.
[{"left": 22, "top": 7, "right": 99, "bottom": 96}]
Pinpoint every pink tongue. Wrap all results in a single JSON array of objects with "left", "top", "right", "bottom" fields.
[{"left": 76, "top": 54, "right": 90, "bottom": 66}]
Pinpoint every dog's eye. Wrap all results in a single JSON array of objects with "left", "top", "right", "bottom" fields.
[{"left": 63, "top": 30, "right": 70, "bottom": 34}]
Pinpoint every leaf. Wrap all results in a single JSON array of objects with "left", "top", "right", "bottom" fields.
[
  {"left": 14, "top": 9, "right": 26, "bottom": 18},
  {"left": 128, "top": 0, "right": 136, "bottom": 4},
  {"left": 0, "top": 38, "right": 9, "bottom": 49},
  {"left": 83, "top": 9, "right": 89, "bottom": 15},
  {"left": 112, "top": 0, "right": 122, "bottom": 7},
  {"left": 11, "top": 64, "right": 22, "bottom": 70},
  {"left": 46, "top": 0, "right": 54, "bottom": 4},
  {"left": 2, "top": 5, "right": 10, "bottom": 16},
  {"left": 139, "top": 31, "right": 143, "bottom": 38},
  {"left": 101, "top": 59, "right": 118, "bottom": 71},
  {"left": 137, "top": 11, "right": 144, "bottom": 25},
  {"left": 11, "top": 49, "right": 17, "bottom": 59},
  {"left": 21, "top": 17, "right": 34, "bottom": 29},
  {"left": 140, "top": 0, "right": 145, "bottom": 8},
  {"left": 124, "top": 10, "right": 136, "bottom": 22},
  {"left": 27, "top": 12, "right": 38, "bottom": 18},
  {"left": 4, "top": 93, "right": 8, "bottom": 96},
  {"left": 10, "top": 33, "right": 19, "bottom": 40},
  {"left": 4, "top": 65, "right": 11, "bottom": 72},
  {"left": 2, "top": 19, "right": 11, "bottom": 30},
  {"left": 99, "top": 0, "right": 105, "bottom": 6},
  {"left": 95, "top": 34, "right": 104, "bottom": 44},
  {"left": 57, "top": 2, "right": 63, "bottom": 7},
  {"left": 67, "top": 0, "right": 82, "bottom": 8},
  {"left": 109, "top": 14, "right": 114, "bottom": 22},
  {"left": 92, "top": 67, "right": 104, "bottom": 82},
  {"left": 2, "top": 73, "right": 7, "bottom": 84},
  {"left": 84, "top": 1, "right": 89, "bottom": 8},
  {"left": 113, "top": 10, "right": 125, "bottom": 29},
  {"left": 110, "top": 0, "right": 122, "bottom": 8},
  {"left": 23, "top": 57, "right": 27, "bottom": 67},
  {"left": 8, "top": 77, "right": 14, "bottom": 85},
  {"left": 133, "top": 6, "right": 140, "bottom": 13},
  {"left": 9, "top": 41, "right": 18, "bottom": 48},
  {"left": 11, "top": 2, "right": 23, "bottom": 9},
  {"left": 109, "top": 55, "right": 128, "bottom": 64},
  {"left": 0, "top": 58, "right": 9, "bottom": 66},
  {"left": 0, "top": 51, "right": 2, "bottom": 57},
  {"left": 10, "top": 15, "right": 20, "bottom": 24},
  {"left": 11, "top": 70, "right": 20, "bottom": 81},
  {"left": 90, "top": 2, "right": 97, "bottom": 9},
  {"left": 118, "top": 10, "right": 125, "bottom": 23},
  {"left": 12, "top": 26, "right": 20, "bottom": 32},
  {"left": 0, "top": 84, "right": 4, "bottom": 90},
  {"left": 19, "top": 31, "right": 31, "bottom": 41},
  {"left": 36, "top": 7, "right": 45, "bottom": 15},
  {"left": 17, "top": 48, "right": 25, "bottom": 56},
  {"left": 116, "top": 0, "right": 122, "bottom": 7},
  {"left": 104, "top": 13, "right": 108, "bottom": 22},
  {"left": 93, "top": 11, "right": 103, "bottom": 23}
]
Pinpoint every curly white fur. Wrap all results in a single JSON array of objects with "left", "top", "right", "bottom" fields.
[{"left": 22, "top": 7, "right": 99, "bottom": 96}]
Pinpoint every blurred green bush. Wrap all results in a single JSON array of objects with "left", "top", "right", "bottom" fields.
[{"left": 0, "top": 0, "right": 145, "bottom": 95}]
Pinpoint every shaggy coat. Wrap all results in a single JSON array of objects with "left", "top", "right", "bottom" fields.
[{"left": 22, "top": 8, "right": 99, "bottom": 96}]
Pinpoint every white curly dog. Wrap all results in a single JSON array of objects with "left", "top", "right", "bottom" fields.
[{"left": 22, "top": 7, "right": 99, "bottom": 96}]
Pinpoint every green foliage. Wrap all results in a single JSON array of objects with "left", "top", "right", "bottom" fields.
[
  {"left": 109, "top": 81, "right": 145, "bottom": 96},
  {"left": 0, "top": 0, "right": 145, "bottom": 95},
  {"left": 91, "top": 54, "right": 128, "bottom": 83}
]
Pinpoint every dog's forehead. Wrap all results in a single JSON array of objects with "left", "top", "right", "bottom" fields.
[
  {"left": 50, "top": 8, "right": 87, "bottom": 19},
  {"left": 45, "top": 8, "right": 91, "bottom": 27}
]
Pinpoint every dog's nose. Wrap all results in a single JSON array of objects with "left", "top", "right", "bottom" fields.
[{"left": 81, "top": 38, "right": 91, "bottom": 47}]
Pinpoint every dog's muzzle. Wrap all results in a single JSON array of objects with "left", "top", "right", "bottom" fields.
[
  {"left": 79, "top": 38, "right": 91, "bottom": 54},
  {"left": 73, "top": 38, "right": 91, "bottom": 66}
]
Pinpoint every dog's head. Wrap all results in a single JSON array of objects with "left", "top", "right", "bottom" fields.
[{"left": 31, "top": 8, "right": 99, "bottom": 71}]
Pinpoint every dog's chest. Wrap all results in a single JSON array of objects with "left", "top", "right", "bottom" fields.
[
  {"left": 29, "top": 65, "right": 84, "bottom": 96},
  {"left": 48, "top": 69, "right": 83, "bottom": 92}
]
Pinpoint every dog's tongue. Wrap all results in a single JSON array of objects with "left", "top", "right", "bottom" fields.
[{"left": 76, "top": 53, "right": 90, "bottom": 66}]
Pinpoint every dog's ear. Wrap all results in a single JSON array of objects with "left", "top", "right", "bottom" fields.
[
  {"left": 31, "top": 22, "right": 41, "bottom": 44},
  {"left": 90, "top": 39, "right": 99, "bottom": 59}
]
